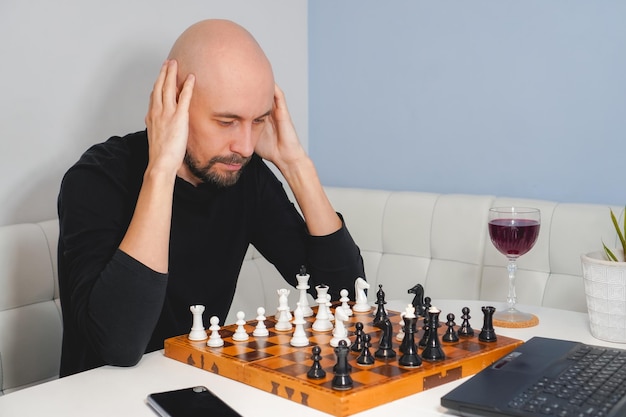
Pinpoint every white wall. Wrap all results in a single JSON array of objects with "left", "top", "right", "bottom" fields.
[{"left": 0, "top": 0, "right": 307, "bottom": 226}]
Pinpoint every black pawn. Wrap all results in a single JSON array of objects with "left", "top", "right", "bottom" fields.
[
  {"left": 373, "top": 284, "right": 388, "bottom": 326},
  {"left": 307, "top": 345, "right": 326, "bottom": 379},
  {"left": 356, "top": 334, "right": 375, "bottom": 365},
  {"left": 331, "top": 340, "right": 353, "bottom": 390},
  {"left": 374, "top": 318, "right": 396, "bottom": 359},
  {"left": 442, "top": 313, "right": 459, "bottom": 343},
  {"left": 458, "top": 307, "right": 475, "bottom": 337},
  {"left": 478, "top": 306, "right": 497, "bottom": 342},
  {"left": 398, "top": 316, "right": 422, "bottom": 367},
  {"left": 418, "top": 316, "right": 430, "bottom": 348},
  {"left": 350, "top": 322, "right": 365, "bottom": 353},
  {"left": 422, "top": 308, "right": 445, "bottom": 361}
]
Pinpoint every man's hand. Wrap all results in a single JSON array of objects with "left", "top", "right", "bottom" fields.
[
  {"left": 144, "top": 59, "right": 195, "bottom": 177},
  {"left": 255, "top": 84, "right": 308, "bottom": 172}
]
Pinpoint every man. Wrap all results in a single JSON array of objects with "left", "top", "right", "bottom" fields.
[{"left": 57, "top": 19, "right": 364, "bottom": 377}]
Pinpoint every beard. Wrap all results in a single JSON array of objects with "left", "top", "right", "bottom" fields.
[{"left": 183, "top": 151, "right": 252, "bottom": 187}]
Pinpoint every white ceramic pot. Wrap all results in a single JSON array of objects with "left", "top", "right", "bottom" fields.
[{"left": 581, "top": 250, "right": 626, "bottom": 343}]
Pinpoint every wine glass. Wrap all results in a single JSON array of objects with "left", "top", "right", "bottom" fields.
[{"left": 488, "top": 207, "right": 541, "bottom": 323}]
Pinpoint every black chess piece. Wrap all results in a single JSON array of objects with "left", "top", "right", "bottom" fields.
[
  {"left": 373, "top": 284, "right": 389, "bottom": 326},
  {"left": 418, "top": 315, "right": 430, "bottom": 347},
  {"left": 374, "top": 318, "right": 396, "bottom": 359},
  {"left": 408, "top": 283, "right": 426, "bottom": 316},
  {"left": 356, "top": 334, "right": 375, "bottom": 365},
  {"left": 307, "top": 345, "right": 326, "bottom": 379},
  {"left": 350, "top": 322, "right": 365, "bottom": 353},
  {"left": 478, "top": 306, "right": 497, "bottom": 342},
  {"left": 458, "top": 307, "right": 475, "bottom": 337},
  {"left": 398, "top": 315, "right": 422, "bottom": 367},
  {"left": 421, "top": 308, "right": 446, "bottom": 361},
  {"left": 331, "top": 340, "right": 353, "bottom": 390},
  {"left": 442, "top": 313, "right": 459, "bottom": 343}
]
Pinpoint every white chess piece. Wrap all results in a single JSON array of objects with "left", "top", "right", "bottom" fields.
[
  {"left": 396, "top": 312, "right": 406, "bottom": 342},
  {"left": 312, "top": 285, "right": 333, "bottom": 332},
  {"left": 290, "top": 303, "right": 309, "bottom": 347},
  {"left": 325, "top": 293, "right": 335, "bottom": 321},
  {"left": 207, "top": 316, "right": 224, "bottom": 347},
  {"left": 188, "top": 305, "right": 208, "bottom": 341},
  {"left": 232, "top": 311, "right": 249, "bottom": 341},
  {"left": 296, "top": 269, "right": 314, "bottom": 317},
  {"left": 253, "top": 307, "right": 269, "bottom": 337},
  {"left": 330, "top": 306, "right": 351, "bottom": 347},
  {"left": 275, "top": 288, "right": 292, "bottom": 321},
  {"left": 275, "top": 292, "right": 293, "bottom": 331},
  {"left": 339, "top": 288, "right": 353, "bottom": 316},
  {"left": 353, "top": 277, "right": 371, "bottom": 312}
]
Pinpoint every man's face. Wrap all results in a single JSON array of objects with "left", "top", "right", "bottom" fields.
[{"left": 184, "top": 77, "right": 274, "bottom": 187}]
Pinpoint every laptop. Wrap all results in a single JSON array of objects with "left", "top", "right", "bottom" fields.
[{"left": 440, "top": 336, "right": 626, "bottom": 417}]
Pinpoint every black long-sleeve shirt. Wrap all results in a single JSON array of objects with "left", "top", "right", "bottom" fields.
[{"left": 57, "top": 130, "right": 364, "bottom": 377}]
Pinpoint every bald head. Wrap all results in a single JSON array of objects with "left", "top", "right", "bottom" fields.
[{"left": 168, "top": 19, "right": 274, "bottom": 94}]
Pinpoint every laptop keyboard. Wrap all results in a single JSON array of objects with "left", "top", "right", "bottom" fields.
[{"left": 507, "top": 344, "right": 626, "bottom": 417}]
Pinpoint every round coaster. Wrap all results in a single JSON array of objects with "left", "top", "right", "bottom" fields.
[{"left": 493, "top": 314, "right": 539, "bottom": 328}]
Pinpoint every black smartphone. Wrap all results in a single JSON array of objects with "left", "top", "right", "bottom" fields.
[{"left": 147, "top": 386, "right": 243, "bottom": 417}]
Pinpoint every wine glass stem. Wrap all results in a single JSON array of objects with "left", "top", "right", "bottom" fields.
[{"left": 506, "top": 258, "right": 518, "bottom": 311}]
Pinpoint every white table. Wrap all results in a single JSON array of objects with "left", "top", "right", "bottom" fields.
[{"left": 1, "top": 300, "right": 624, "bottom": 417}]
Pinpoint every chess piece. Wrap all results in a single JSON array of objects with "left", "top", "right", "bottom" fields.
[
  {"left": 188, "top": 305, "right": 208, "bottom": 341},
  {"left": 373, "top": 284, "right": 388, "bottom": 326},
  {"left": 374, "top": 318, "right": 396, "bottom": 359},
  {"left": 442, "top": 313, "right": 459, "bottom": 343},
  {"left": 478, "top": 306, "right": 497, "bottom": 342},
  {"left": 353, "top": 277, "right": 371, "bottom": 313},
  {"left": 339, "top": 288, "right": 353, "bottom": 317},
  {"left": 330, "top": 305, "right": 351, "bottom": 347},
  {"left": 296, "top": 265, "right": 314, "bottom": 317},
  {"left": 356, "top": 334, "right": 375, "bottom": 365},
  {"left": 396, "top": 312, "right": 406, "bottom": 343},
  {"left": 232, "top": 311, "right": 249, "bottom": 341},
  {"left": 290, "top": 303, "right": 310, "bottom": 347},
  {"left": 325, "top": 293, "right": 335, "bottom": 321},
  {"left": 275, "top": 288, "right": 292, "bottom": 321},
  {"left": 206, "top": 316, "right": 224, "bottom": 347},
  {"left": 418, "top": 315, "right": 430, "bottom": 348},
  {"left": 307, "top": 345, "right": 326, "bottom": 379},
  {"left": 421, "top": 306, "right": 445, "bottom": 361},
  {"left": 398, "top": 314, "right": 422, "bottom": 367},
  {"left": 331, "top": 340, "right": 353, "bottom": 390},
  {"left": 253, "top": 307, "right": 269, "bottom": 337},
  {"left": 350, "top": 322, "right": 365, "bottom": 352},
  {"left": 312, "top": 285, "right": 333, "bottom": 332},
  {"left": 408, "top": 283, "right": 426, "bottom": 316},
  {"left": 458, "top": 307, "right": 475, "bottom": 337}
]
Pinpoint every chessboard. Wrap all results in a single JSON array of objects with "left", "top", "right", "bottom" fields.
[{"left": 164, "top": 306, "right": 523, "bottom": 417}]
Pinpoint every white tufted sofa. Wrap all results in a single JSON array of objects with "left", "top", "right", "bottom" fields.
[{"left": 0, "top": 187, "right": 622, "bottom": 394}]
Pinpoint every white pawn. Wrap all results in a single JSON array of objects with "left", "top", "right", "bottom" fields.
[
  {"left": 290, "top": 303, "right": 309, "bottom": 347},
  {"left": 296, "top": 269, "right": 314, "bottom": 317},
  {"left": 326, "top": 293, "right": 335, "bottom": 321},
  {"left": 396, "top": 312, "right": 406, "bottom": 342},
  {"left": 330, "top": 306, "right": 351, "bottom": 347},
  {"left": 188, "top": 305, "right": 208, "bottom": 341},
  {"left": 232, "top": 311, "right": 249, "bottom": 341},
  {"left": 253, "top": 307, "right": 269, "bottom": 337},
  {"left": 207, "top": 316, "right": 224, "bottom": 347},
  {"left": 312, "top": 285, "right": 333, "bottom": 332},
  {"left": 339, "top": 288, "right": 353, "bottom": 317}
]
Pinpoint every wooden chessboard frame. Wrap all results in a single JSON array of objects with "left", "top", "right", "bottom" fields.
[{"left": 164, "top": 307, "right": 523, "bottom": 417}]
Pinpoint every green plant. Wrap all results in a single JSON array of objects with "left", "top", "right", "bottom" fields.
[{"left": 603, "top": 206, "right": 626, "bottom": 261}]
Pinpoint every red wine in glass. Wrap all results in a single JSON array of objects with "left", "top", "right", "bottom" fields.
[
  {"left": 488, "top": 207, "right": 541, "bottom": 324},
  {"left": 489, "top": 218, "right": 540, "bottom": 258}
]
